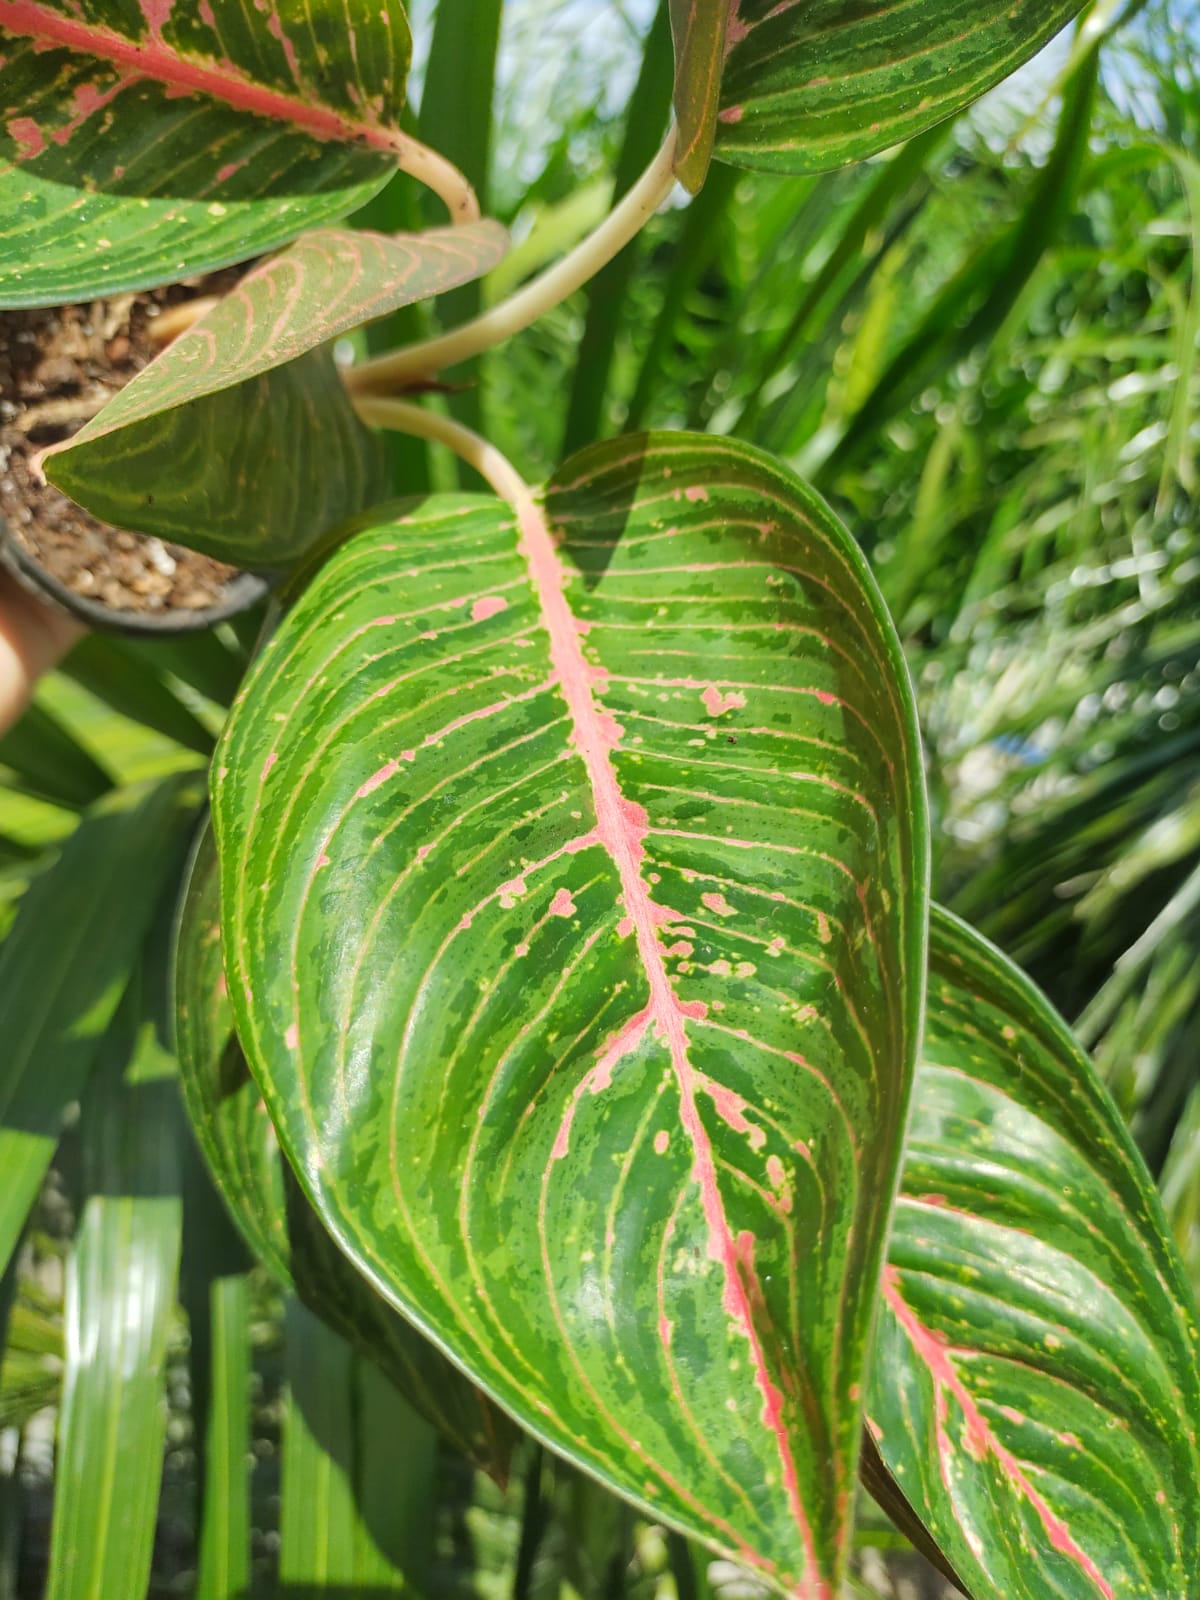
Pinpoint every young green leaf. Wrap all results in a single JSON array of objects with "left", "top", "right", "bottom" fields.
[
  {"left": 211, "top": 433, "right": 929, "bottom": 1599},
  {"left": 43, "top": 222, "right": 507, "bottom": 565},
  {"left": 0, "top": 0, "right": 415, "bottom": 305},
  {"left": 45, "top": 346, "right": 387, "bottom": 569},
  {"left": 716, "top": 0, "right": 1085, "bottom": 175},
  {"left": 868, "top": 906, "right": 1200, "bottom": 1600}
]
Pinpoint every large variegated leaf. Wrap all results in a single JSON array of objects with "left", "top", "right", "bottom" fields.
[
  {"left": 43, "top": 223, "right": 506, "bottom": 566},
  {"left": 173, "top": 822, "right": 516, "bottom": 1476},
  {"left": 0, "top": 0, "right": 412, "bottom": 305},
  {"left": 715, "top": 0, "right": 1085, "bottom": 175},
  {"left": 868, "top": 907, "right": 1200, "bottom": 1600},
  {"left": 211, "top": 433, "right": 929, "bottom": 1597}
]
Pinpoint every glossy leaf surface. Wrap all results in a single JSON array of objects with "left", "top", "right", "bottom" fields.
[
  {"left": 212, "top": 434, "right": 928, "bottom": 1597},
  {"left": 46, "top": 346, "right": 386, "bottom": 568},
  {"left": 716, "top": 0, "right": 1085, "bottom": 175},
  {"left": 869, "top": 907, "right": 1200, "bottom": 1600},
  {"left": 0, "top": 772, "right": 201, "bottom": 1278},
  {"left": 173, "top": 823, "right": 515, "bottom": 1476},
  {"left": 669, "top": 0, "right": 725, "bottom": 192},
  {"left": 0, "top": 0, "right": 411, "bottom": 304}
]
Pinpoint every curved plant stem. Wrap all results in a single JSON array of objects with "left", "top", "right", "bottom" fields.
[
  {"left": 345, "top": 127, "right": 679, "bottom": 396},
  {"left": 352, "top": 397, "right": 538, "bottom": 508},
  {"left": 392, "top": 132, "right": 481, "bottom": 223}
]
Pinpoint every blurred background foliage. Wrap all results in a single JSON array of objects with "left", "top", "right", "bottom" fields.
[{"left": 1, "top": 0, "right": 1198, "bottom": 1595}]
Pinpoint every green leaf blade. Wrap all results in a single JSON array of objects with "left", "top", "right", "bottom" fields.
[
  {"left": 0, "top": 0, "right": 413, "bottom": 304},
  {"left": 45, "top": 978, "right": 184, "bottom": 1600},
  {"left": 212, "top": 433, "right": 928, "bottom": 1597},
  {"left": 0, "top": 771, "right": 202, "bottom": 1279},
  {"left": 869, "top": 907, "right": 1200, "bottom": 1600},
  {"left": 716, "top": 0, "right": 1085, "bottom": 175}
]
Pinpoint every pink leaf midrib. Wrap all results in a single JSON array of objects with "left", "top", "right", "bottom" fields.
[
  {"left": 0, "top": 0, "right": 402, "bottom": 153},
  {"left": 881, "top": 1267, "right": 1115, "bottom": 1600},
  {"left": 518, "top": 482, "right": 829, "bottom": 1598}
]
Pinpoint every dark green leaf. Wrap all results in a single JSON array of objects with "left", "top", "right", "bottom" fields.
[
  {"left": 868, "top": 906, "right": 1200, "bottom": 1600},
  {"left": 193, "top": 1272, "right": 252, "bottom": 1600},
  {"left": 0, "top": 0, "right": 412, "bottom": 305},
  {"left": 415, "top": 0, "right": 503, "bottom": 447},
  {"left": 0, "top": 699, "right": 112, "bottom": 809},
  {"left": 61, "top": 635, "right": 215, "bottom": 758},
  {"left": 716, "top": 0, "right": 1085, "bottom": 175},
  {"left": 211, "top": 433, "right": 928, "bottom": 1595},
  {"left": 562, "top": 0, "right": 675, "bottom": 456}
]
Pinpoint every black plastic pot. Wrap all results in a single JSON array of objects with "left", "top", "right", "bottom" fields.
[{"left": 0, "top": 513, "right": 271, "bottom": 638}]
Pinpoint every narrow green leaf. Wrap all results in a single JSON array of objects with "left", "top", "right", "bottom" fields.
[
  {"left": 0, "top": 771, "right": 201, "bottom": 1278},
  {"left": 212, "top": 432, "right": 929, "bottom": 1597},
  {"left": 0, "top": 1278, "right": 62, "bottom": 1431},
  {"left": 0, "top": 0, "right": 412, "bottom": 305},
  {"left": 45, "top": 955, "right": 184, "bottom": 1600},
  {"left": 179, "top": 1140, "right": 254, "bottom": 1600},
  {"left": 669, "top": 0, "right": 726, "bottom": 193},
  {"left": 45, "top": 345, "right": 387, "bottom": 568},
  {"left": 868, "top": 906, "right": 1200, "bottom": 1600},
  {"left": 0, "top": 700, "right": 112, "bottom": 810},
  {"left": 120, "top": 629, "right": 249, "bottom": 712},
  {"left": 1158, "top": 148, "right": 1200, "bottom": 506},
  {"left": 716, "top": 0, "right": 1085, "bottom": 175},
  {"left": 280, "top": 1299, "right": 436, "bottom": 1594},
  {"left": 173, "top": 822, "right": 518, "bottom": 1476},
  {"left": 624, "top": 162, "right": 738, "bottom": 434},
  {"left": 61, "top": 636, "right": 215, "bottom": 758},
  {"left": 562, "top": 0, "right": 675, "bottom": 456},
  {"left": 194, "top": 1272, "right": 252, "bottom": 1600},
  {"left": 416, "top": 0, "right": 503, "bottom": 446},
  {"left": 819, "top": 50, "right": 1099, "bottom": 481}
]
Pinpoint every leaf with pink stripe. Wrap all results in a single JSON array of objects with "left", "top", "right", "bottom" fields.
[
  {"left": 0, "top": 0, "right": 413, "bottom": 304},
  {"left": 43, "top": 222, "right": 508, "bottom": 566},
  {"left": 869, "top": 906, "right": 1200, "bottom": 1600},
  {"left": 715, "top": 0, "right": 1085, "bottom": 176},
  {"left": 211, "top": 433, "right": 928, "bottom": 1598}
]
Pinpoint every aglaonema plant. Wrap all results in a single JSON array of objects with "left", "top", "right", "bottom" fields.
[{"left": 2, "top": 2, "right": 1198, "bottom": 1598}]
